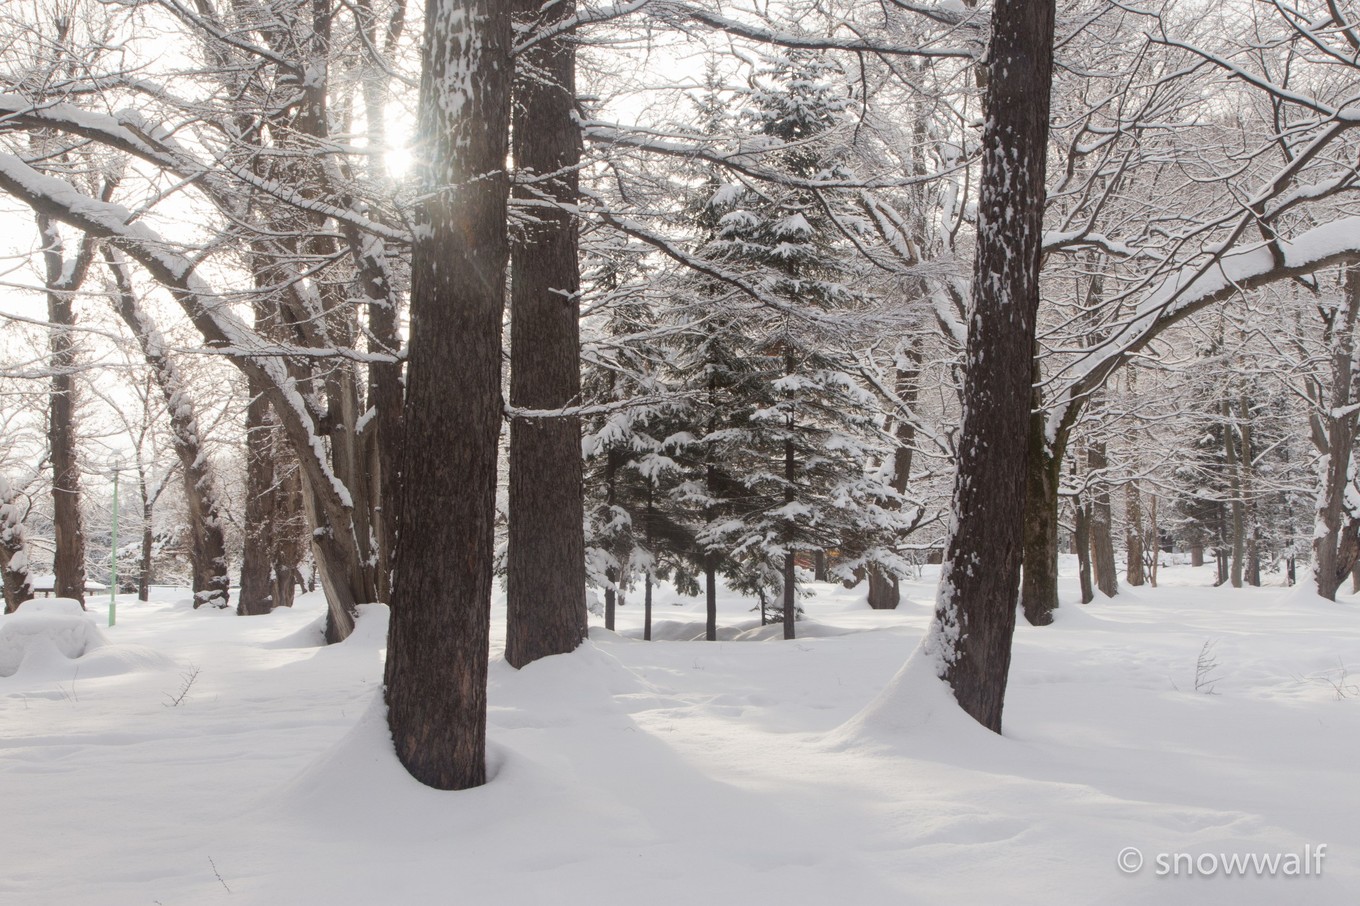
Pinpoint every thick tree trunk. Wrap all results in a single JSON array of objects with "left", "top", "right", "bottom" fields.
[
  {"left": 1191, "top": 542, "right": 1204, "bottom": 567},
  {"left": 1020, "top": 410, "right": 1064, "bottom": 625},
  {"left": 40, "top": 216, "right": 86, "bottom": 606},
  {"left": 238, "top": 373, "right": 278, "bottom": 616},
  {"left": 271, "top": 460, "right": 306, "bottom": 610},
  {"left": 505, "top": 0, "right": 586, "bottom": 668},
  {"left": 867, "top": 569, "right": 899, "bottom": 610},
  {"left": 1, "top": 548, "right": 32, "bottom": 612},
  {"left": 1, "top": 479, "right": 34, "bottom": 612},
  {"left": 929, "top": 0, "right": 1054, "bottom": 734},
  {"left": 814, "top": 550, "right": 828, "bottom": 582},
  {"left": 384, "top": 0, "right": 512, "bottom": 790},
  {"left": 1087, "top": 441, "right": 1118, "bottom": 598}
]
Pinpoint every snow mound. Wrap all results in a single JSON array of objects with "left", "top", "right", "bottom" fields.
[
  {"left": 260, "top": 602, "right": 389, "bottom": 650},
  {"left": 825, "top": 641, "right": 1007, "bottom": 757},
  {"left": 71, "top": 643, "right": 178, "bottom": 678},
  {"left": 0, "top": 600, "right": 108, "bottom": 677}
]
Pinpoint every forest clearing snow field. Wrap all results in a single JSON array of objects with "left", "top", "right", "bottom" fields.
[{"left": 1, "top": 563, "right": 1357, "bottom": 905}]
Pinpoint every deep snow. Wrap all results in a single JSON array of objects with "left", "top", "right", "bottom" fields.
[{"left": 1, "top": 563, "right": 1357, "bottom": 904}]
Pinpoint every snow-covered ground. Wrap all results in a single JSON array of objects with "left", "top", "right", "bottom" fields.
[{"left": 2, "top": 562, "right": 1357, "bottom": 904}]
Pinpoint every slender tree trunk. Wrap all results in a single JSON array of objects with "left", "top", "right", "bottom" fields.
[
  {"left": 1125, "top": 480, "right": 1145, "bottom": 586},
  {"left": 384, "top": 0, "right": 512, "bottom": 790},
  {"left": 867, "top": 341, "right": 921, "bottom": 610},
  {"left": 929, "top": 0, "right": 1055, "bottom": 733},
  {"left": 1146, "top": 493, "right": 1159, "bottom": 588},
  {"left": 139, "top": 490, "right": 152, "bottom": 602},
  {"left": 782, "top": 420, "right": 796, "bottom": 640},
  {"left": 505, "top": 0, "right": 586, "bottom": 669},
  {"left": 643, "top": 571, "right": 653, "bottom": 641},
  {"left": 1087, "top": 441, "right": 1118, "bottom": 597},
  {"left": 1223, "top": 397, "right": 1245, "bottom": 589},
  {"left": 1020, "top": 411, "right": 1065, "bottom": 624},
  {"left": 603, "top": 446, "right": 619, "bottom": 631},
  {"left": 705, "top": 452, "right": 719, "bottom": 640},
  {"left": 105, "top": 248, "right": 230, "bottom": 609},
  {"left": 1074, "top": 496, "right": 1094, "bottom": 604},
  {"left": 1237, "top": 393, "right": 1261, "bottom": 587},
  {"left": 704, "top": 552, "right": 717, "bottom": 642}
]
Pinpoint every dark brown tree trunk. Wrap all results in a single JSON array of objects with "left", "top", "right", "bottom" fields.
[
  {"left": 505, "top": 0, "right": 586, "bottom": 668},
  {"left": 705, "top": 552, "right": 717, "bottom": 642},
  {"left": 814, "top": 550, "right": 828, "bottom": 582},
  {"left": 1088, "top": 441, "right": 1118, "bottom": 598},
  {"left": 1020, "top": 410, "right": 1065, "bottom": 624},
  {"left": 1, "top": 552, "right": 32, "bottom": 612},
  {"left": 1125, "top": 481, "right": 1145, "bottom": 586},
  {"left": 1313, "top": 275, "right": 1360, "bottom": 600},
  {"left": 867, "top": 342, "right": 921, "bottom": 610},
  {"left": 1223, "top": 398, "right": 1245, "bottom": 589},
  {"left": 1074, "top": 496, "right": 1094, "bottom": 604},
  {"left": 1, "top": 480, "right": 34, "bottom": 612},
  {"left": 238, "top": 373, "right": 278, "bottom": 616},
  {"left": 603, "top": 446, "right": 619, "bottom": 631},
  {"left": 930, "top": 0, "right": 1054, "bottom": 734},
  {"left": 1146, "top": 493, "right": 1160, "bottom": 588},
  {"left": 782, "top": 424, "right": 796, "bottom": 640},
  {"left": 867, "top": 569, "right": 899, "bottom": 610},
  {"left": 272, "top": 459, "right": 306, "bottom": 610},
  {"left": 139, "top": 489, "right": 152, "bottom": 602},
  {"left": 384, "top": 0, "right": 512, "bottom": 790},
  {"left": 1191, "top": 542, "right": 1204, "bottom": 567},
  {"left": 40, "top": 215, "right": 87, "bottom": 606},
  {"left": 643, "top": 571, "right": 653, "bottom": 641}
]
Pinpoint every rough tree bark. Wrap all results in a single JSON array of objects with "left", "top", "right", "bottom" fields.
[
  {"left": 238, "top": 372, "right": 278, "bottom": 616},
  {"left": 39, "top": 213, "right": 92, "bottom": 606},
  {"left": 1125, "top": 481, "right": 1145, "bottom": 586},
  {"left": 1, "top": 476, "right": 35, "bottom": 612},
  {"left": 1074, "top": 493, "right": 1095, "bottom": 604},
  {"left": 1313, "top": 266, "right": 1360, "bottom": 600},
  {"left": 505, "top": 0, "right": 587, "bottom": 668},
  {"left": 928, "top": 0, "right": 1055, "bottom": 733},
  {"left": 1020, "top": 387, "right": 1067, "bottom": 624},
  {"left": 1223, "top": 397, "right": 1245, "bottom": 589},
  {"left": 1087, "top": 441, "right": 1118, "bottom": 598},
  {"left": 868, "top": 342, "right": 921, "bottom": 610},
  {"left": 384, "top": 0, "right": 512, "bottom": 790},
  {"left": 105, "top": 248, "right": 230, "bottom": 609}
]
